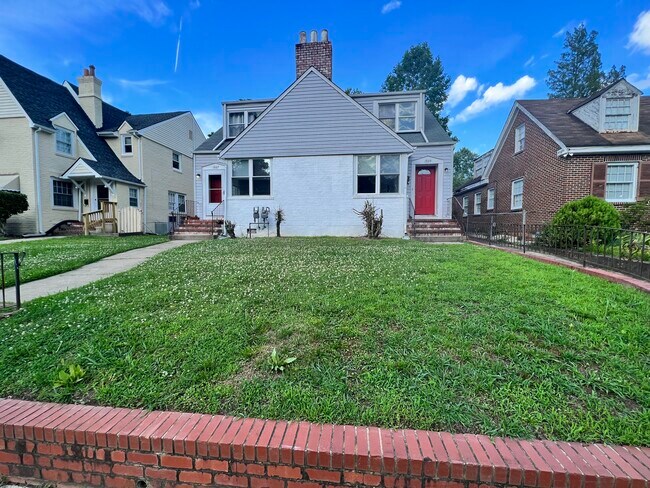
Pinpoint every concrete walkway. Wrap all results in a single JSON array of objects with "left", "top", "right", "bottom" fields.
[{"left": 6, "top": 239, "right": 198, "bottom": 303}]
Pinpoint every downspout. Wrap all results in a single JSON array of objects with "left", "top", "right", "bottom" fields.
[
  {"left": 32, "top": 128, "right": 44, "bottom": 234},
  {"left": 136, "top": 133, "right": 147, "bottom": 231}
]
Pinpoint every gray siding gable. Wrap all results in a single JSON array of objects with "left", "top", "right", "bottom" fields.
[{"left": 220, "top": 68, "right": 413, "bottom": 159}]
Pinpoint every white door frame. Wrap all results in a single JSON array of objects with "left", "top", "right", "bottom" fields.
[{"left": 203, "top": 167, "right": 226, "bottom": 219}]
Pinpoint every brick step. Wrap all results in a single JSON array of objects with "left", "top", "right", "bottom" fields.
[
  {"left": 411, "top": 230, "right": 463, "bottom": 236},
  {"left": 408, "top": 225, "right": 462, "bottom": 231}
]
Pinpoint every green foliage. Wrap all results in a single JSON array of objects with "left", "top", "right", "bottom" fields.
[
  {"left": 551, "top": 196, "right": 621, "bottom": 229},
  {"left": 344, "top": 87, "right": 362, "bottom": 95},
  {"left": 547, "top": 25, "right": 626, "bottom": 98},
  {"left": 225, "top": 220, "right": 236, "bottom": 238},
  {"left": 620, "top": 198, "right": 650, "bottom": 232},
  {"left": 267, "top": 348, "right": 296, "bottom": 373},
  {"left": 453, "top": 147, "right": 478, "bottom": 190},
  {"left": 53, "top": 362, "right": 86, "bottom": 389},
  {"left": 0, "top": 190, "right": 29, "bottom": 235},
  {"left": 354, "top": 200, "right": 383, "bottom": 238},
  {"left": 382, "top": 42, "right": 451, "bottom": 134},
  {"left": 620, "top": 231, "right": 650, "bottom": 259}
]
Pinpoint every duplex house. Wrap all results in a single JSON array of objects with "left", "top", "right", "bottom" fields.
[
  {"left": 454, "top": 79, "right": 650, "bottom": 225},
  {"left": 0, "top": 55, "right": 205, "bottom": 236},
  {"left": 193, "top": 30, "right": 457, "bottom": 238}
]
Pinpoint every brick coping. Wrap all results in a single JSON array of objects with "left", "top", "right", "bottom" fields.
[
  {"left": 0, "top": 399, "right": 648, "bottom": 488},
  {"left": 468, "top": 240, "right": 650, "bottom": 293}
]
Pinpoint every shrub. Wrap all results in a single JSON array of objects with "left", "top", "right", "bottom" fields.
[
  {"left": 275, "top": 208, "right": 285, "bottom": 237},
  {"left": 354, "top": 200, "right": 383, "bottom": 238},
  {"left": 224, "top": 220, "right": 236, "bottom": 238},
  {"left": 620, "top": 198, "right": 650, "bottom": 232},
  {"left": 0, "top": 190, "right": 28, "bottom": 235}
]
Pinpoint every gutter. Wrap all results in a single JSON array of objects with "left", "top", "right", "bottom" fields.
[{"left": 558, "top": 145, "right": 650, "bottom": 156}]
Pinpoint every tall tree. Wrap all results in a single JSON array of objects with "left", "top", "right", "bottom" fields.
[
  {"left": 382, "top": 43, "right": 451, "bottom": 134},
  {"left": 453, "top": 147, "right": 478, "bottom": 190},
  {"left": 547, "top": 25, "right": 626, "bottom": 98}
]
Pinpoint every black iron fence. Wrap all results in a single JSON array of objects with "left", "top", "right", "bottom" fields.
[
  {"left": 1, "top": 251, "right": 25, "bottom": 311},
  {"left": 466, "top": 220, "right": 650, "bottom": 281}
]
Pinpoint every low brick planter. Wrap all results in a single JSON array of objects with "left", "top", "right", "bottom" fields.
[{"left": 0, "top": 399, "right": 648, "bottom": 488}]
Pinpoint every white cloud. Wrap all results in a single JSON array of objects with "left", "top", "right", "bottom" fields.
[
  {"left": 381, "top": 0, "right": 402, "bottom": 14},
  {"left": 451, "top": 76, "right": 537, "bottom": 124},
  {"left": 628, "top": 71, "right": 650, "bottom": 90},
  {"left": 446, "top": 75, "right": 479, "bottom": 109},
  {"left": 628, "top": 10, "right": 650, "bottom": 54},
  {"left": 194, "top": 111, "right": 222, "bottom": 135},
  {"left": 524, "top": 56, "right": 535, "bottom": 68},
  {"left": 114, "top": 78, "right": 169, "bottom": 93}
]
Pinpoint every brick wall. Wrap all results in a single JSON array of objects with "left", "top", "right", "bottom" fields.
[
  {"left": 1, "top": 399, "right": 649, "bottom": 488},
  {"left": 295, "top": 40, "right": 332, "bottom": 80}
]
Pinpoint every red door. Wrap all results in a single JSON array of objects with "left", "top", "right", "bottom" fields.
[
  {"left": 415, "top": 166, "right": 436, "bottom": 215},
  {"left": 208, "top": 175, "right": 222, "bottom": 204}
]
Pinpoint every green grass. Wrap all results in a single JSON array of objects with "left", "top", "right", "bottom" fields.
[
  {"left": 0, "top": 235, "right": 168, "bottom": 286},
  {"left": 0, "top": 238, "right": 648, "bottom": 445}
]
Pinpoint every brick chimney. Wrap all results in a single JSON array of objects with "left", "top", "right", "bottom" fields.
[
  {"left": 77, "top": 65, "right": 103, "bottom": 129},
  {"left": 295, "top": 29, "right": 332, "bottom": 80}
]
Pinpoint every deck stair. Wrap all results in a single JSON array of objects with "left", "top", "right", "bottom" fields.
[
  {"left": 172, "top": 216, "right": 223, "bottom": 240},
  {"left": 407, "top": 218, "right": 464, "bottom": 243}
]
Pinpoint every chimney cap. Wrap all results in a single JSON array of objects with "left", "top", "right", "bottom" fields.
[
  {"left": 299, "top": 31, "right": 307, "bottom": 43},
  {"left": 321, "top": 29, "right": 329, "bottom": 42},
  {"left": 88, "top": 65, "right": 96, "bottom": 76},
  {"left": 83, "top": 68, "right": 90, "bottom": 76},
  {"left": 310, "top": 30, "right": 317, "bottom": 42}
]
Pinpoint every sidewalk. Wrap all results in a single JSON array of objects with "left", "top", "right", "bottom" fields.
[{"left": 6, "top": 239, "right": 198, "bottom": 303}]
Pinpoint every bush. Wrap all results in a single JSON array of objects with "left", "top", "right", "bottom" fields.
[
  {"left": 354, "top": 200, "right": 383, "bottom": 238},
  {"left": 620, "top": 198, "right": 650, "bottom": 232},
  {"left": 0, "top": 190, "right": 28, "bottom": 235}
]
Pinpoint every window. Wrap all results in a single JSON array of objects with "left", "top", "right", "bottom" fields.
[
  {"left": 474, "top": 192, "right": 481, "bottom": 215},
  {"left": 604, "top": 98, "right": 632, "bottom": 131},
  {"left": 511, "top": 178, "right": 523, "bottom": 210},
  {"left": 129, "top": 188, "right": 139, "bottom": 207},
  {"left": 228, "top": 110, "right": 261, "bottom": 138},
  {"left": 55, "top": 128, "right": 73, "bottom": 155},
  {"left": 514, "top": 124, "right": 525, "bottom": 153},
  {"left": 231, "top": 159, "right": 271, "bottom": 197},
  {"left": 189, "top": 129, "right": 193, "bottom": 141},
  {"left": 356, "top": 155, "right": 400, "bottom": 194},
  {"left": 487, "top": 188, "right": 495, "bottom": 210},
  {"left": 122, "top": 135, "right": 133, "bottom": 155},
  {"left": 172, "top": 152, "right": 181, "bottom": 171},
  {"left": 378, "top": 102, "right": 416, "bottom": 131},
  {"left": 462, "top": 196, "right": 469, "bottom": 216},
  {"left": 168, "top": 192, "right": 186, "bottom": 213},
  {"left": 605, "top": 163, "right": 637, "bottom": 202},
  {"left": 52, "top": 180, "right": 74, "bottom": 207}
]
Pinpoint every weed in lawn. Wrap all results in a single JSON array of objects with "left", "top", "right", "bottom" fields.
[
  {"left": 53, "top": 362, "right": 86, "bottom": 389},
  {"left": 268, "top": 348, "right": 297, "bottom": 373}
]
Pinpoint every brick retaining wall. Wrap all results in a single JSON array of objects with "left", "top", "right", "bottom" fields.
[{"left": 0, "top": 399, "right": 648, "bottom": 488}]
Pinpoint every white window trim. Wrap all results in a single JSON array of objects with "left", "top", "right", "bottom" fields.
[
  {"left": 486, "top": 188, "right": 495, "bottom": 211},
  {"left": 474, "top": 192, "right": 481, "bottom": 215},
  {"left": 168, "top": 191, "right": 186, "bottom": 213},
  {"left": 129, "top": 187, "right": 139, "bottom": 207},
  {"left": 374, "top": 99, "right": 420, "bottom": 133},
  {"left": 229, "top": 159, "right": 273, "bottom": 199},
  {"left": 462, "top": 196, "right": 469, "bottom": 217},
  {"left": 172, "top": 151, "right": 182, "bottom": 173},
  {"left": 227, "top": 109, "right": 262, "bottom": 138},
  {"left": 514, "top": 124, "right": 525, "bottom": 154},
  {"left": 354, "top": 155, "right": 402, "bottom": 197},
  {"left": 121, "top": 135, "right": 133, "bottom": 156},
  {"left": 51, "top": 178, "right": 77, "bottom": 210},
  {"left": 54, "top": 127, "right": 74, "bottom": 158},
  {"left": 604, "top": 162, "right": 639, "bottom": 203},
  {"left": 511, "top": 178, "right": 524, "bottom": 210}
]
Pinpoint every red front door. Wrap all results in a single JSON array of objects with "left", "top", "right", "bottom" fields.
[
  {"left": 415, "top": 166, "right": 436, "bottom": 215},
  {"left": 208, "top": 175, "right": 222, "bottom": 204}
]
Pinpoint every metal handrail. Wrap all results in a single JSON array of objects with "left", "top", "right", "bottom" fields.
[
  {"left": 210, "top": 202, "right": 224, "bottom": 237},
  {"left": 408, "top": 197, "right": 416, "bottom": 238}
]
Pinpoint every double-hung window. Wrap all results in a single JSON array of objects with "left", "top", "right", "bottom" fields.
[
  {"left": 474, "top": 192, "right": 481, "bottom": 215},
  {"left": 168, "top": 192, "right": 186, "bottom": 213},
  {"left": 172, "top": 152, "right": 181, "bottom": 171},
  {"left": 462, "top": 196, "right": 469, "bottom": 216},
  {"left": 122, "top": 135, "right": 133, "bottom": 155},
  {"left": 487, "top": 188, "right": 495, "bottom": 210},
  {"left": 604, "top": 98, "right": 632, "bottom": 131},
  {"left": 511, "top": 178, "right": 523, "bottom": 210},
  {"left": 53, "top": 180, "right": 74, "bottom": 207},
  {"left": 356, "top": 155, "right": 400, "bottom": 194},
  {"left": 514, "top": 124, "right": 525, "bottom": 153},
  {"left": 228, "top": 110, "right": 261, "bottom": 138},
  {"left": 378, "top": 102, "right": 416, "bottom": 131},
  {"left": 605, "top": 163, "right": 637, "bottom": 202},
  {"left": 231, "top": 159, "right": 271, "bottom": 197},
  {"left": 129, "top": 188, "right": 139, "bottom": 207},
  {"left": 55, "top": 128, "right": 73, "bottom": 155}
]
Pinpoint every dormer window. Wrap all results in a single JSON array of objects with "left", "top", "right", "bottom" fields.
[
  {"left": 378, "top": 102, "right": 416, "bottom": 132},
  {"left": 604, "top": 98, "right": 632, "bottom": 131},
  {"left": 55, "top": 127, "right": 73, "bottom": 155},
  {"left": 121, "top": 135, "right": 133, "bottom": 155},
  {"left": 228, "top": 110, "right": 261, "bottom": 138}
]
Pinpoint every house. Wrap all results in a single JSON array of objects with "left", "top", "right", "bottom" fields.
[
  {"left": 0, "top": 55, "right": 205, "bottom": 236},
  {"left": 192, "top": 30, "right": 457, "bottom": 239},
  {"left": 454, "top": 79, "right": 650, "bottom": 225}
]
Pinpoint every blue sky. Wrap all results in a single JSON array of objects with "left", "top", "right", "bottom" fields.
[{"left": 1, "top": 0, "right": 650, "bottom": 153}]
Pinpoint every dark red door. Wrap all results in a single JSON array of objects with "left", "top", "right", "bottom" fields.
[
  {"left": 415, "top": 166, "right": 436, "bottom": 215},
  {"left": 208, "top": 175, "right": 222, "bottom": 204}
]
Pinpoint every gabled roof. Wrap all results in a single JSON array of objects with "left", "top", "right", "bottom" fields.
[
  {"left": 568, "top": 79, "right": 642, "bottom": 112},
  {"left": 0, "top": 55, "right": 143, "bottom": 185},
  {"left": 195, "top": 127, "right": 224, "bottom": 152},
  {"left": 124, "top": 112, "right": 188, "bottom": 131},
  {"left": 454, "top": 176, "right": 487, "bottom": 194}
]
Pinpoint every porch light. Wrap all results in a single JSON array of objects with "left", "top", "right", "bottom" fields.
[{"left": 196, "top": 173, "right": 201, "bottom": 179}]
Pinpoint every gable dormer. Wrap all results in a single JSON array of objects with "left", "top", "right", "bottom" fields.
[{"left": 570, "top": 79, "right": 642, "bottom": 134}]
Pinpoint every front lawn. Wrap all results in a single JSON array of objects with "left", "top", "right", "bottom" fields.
[
  {"left": 0, "top": 235, "right": 168, "bottom": 286},
  {"left": 0, "top": 238, "right": 647, "bottom": 445}
]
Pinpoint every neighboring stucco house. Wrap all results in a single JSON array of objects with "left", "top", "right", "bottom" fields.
[
  {"left": 454, "top": 79, "right": 650, "bottom": 225},
  {"left": 193, "top": 30, "right": 456, "bottom": 238},
  {"left": 0, "top": 55, "right": 205, "bottom": 236}
]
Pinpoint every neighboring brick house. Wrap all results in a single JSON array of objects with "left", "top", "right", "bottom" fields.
[{"left": 454, "top": 79, "right": 650, "bottom": 225}]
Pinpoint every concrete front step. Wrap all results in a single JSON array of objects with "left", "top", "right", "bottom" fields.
[
  {"left": 413, "top": 235, "right": 464, "bottom": 243},
  {"left": 171, "top": 233, "right": 215, "bottom": 240}
]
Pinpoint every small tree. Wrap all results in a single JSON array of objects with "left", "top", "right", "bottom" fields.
[
  {"left": 354, "top": 200, "right": 383, "bottom": 238},
  {"left": 224, "top": 220, "right": 236, "bottom": 238},
  {"left": 453, "top": 147, "right": 478, "bottom": 190},
  {"left": 274, "top": 208, "right": 285, "bottom": 237},
  {"left": 0, "top": 191, "right": 29, "bottom": 235}
]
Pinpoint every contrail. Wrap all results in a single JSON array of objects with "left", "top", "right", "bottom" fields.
[{"left": 174, "top": 17, "right": 183, "bottom": 73}]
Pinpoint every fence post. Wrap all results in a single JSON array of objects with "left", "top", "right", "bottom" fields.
[
  {"left": 1, "top": 253, "right": 5, "bottom": 309},
  {"left": 582, "top": 226, "right": 587, "bottom": 268},
  {"left": 488, "top": 215, "right": 493, "bottom": 246},
  {"left": 13, "top": 253, "right": 21, "bottom": 310},
  {"left": 521, "top": 210, "right": 526, "bottom": 253}
]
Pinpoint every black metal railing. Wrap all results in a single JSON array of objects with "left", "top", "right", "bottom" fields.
[
  {"left": 465, "top": 221, "right": 650, "bottom": 281},
  {"left": 168, "top": 199, "right": 196, "bottom": 235},
  {"left": 210, "top": 202, "right": 224, "bottom": 237},
  {"left": 408, "top": 197, "right": 416, "bottom": 238},
  {"left": 1, "top": 252, "right": 25, "bottom": 310}
]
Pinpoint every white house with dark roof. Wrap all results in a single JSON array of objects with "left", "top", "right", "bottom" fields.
[
  {"left": 192, "top": 30, "right": 457, "bottom": 239},
  {"left": 0, "top": 56, "right": 205, "bottom": 236}
]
